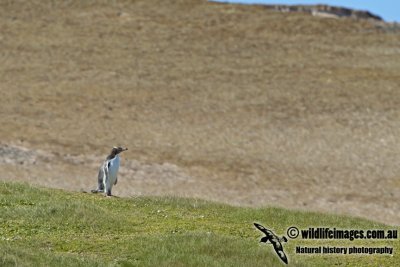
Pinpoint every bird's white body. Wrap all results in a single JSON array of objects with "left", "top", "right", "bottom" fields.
[{"left": 103, "top": 154, "right": 120, "bottom": 195}]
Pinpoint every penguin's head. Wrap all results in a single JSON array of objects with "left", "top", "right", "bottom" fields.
[{"left": 111, "top": 146, "right": 128, "bottom": 155}]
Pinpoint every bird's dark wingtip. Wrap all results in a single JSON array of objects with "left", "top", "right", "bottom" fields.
[
  {"left": 254, "top": 222, "right": 267, "bottom": 233},
  {"left": 278, "top": 252, "right": 289, "bottom": 264}
]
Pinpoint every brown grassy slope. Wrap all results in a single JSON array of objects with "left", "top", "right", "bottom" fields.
[{"left": 1, "top": 0, "right": 400, "bottom": 224}]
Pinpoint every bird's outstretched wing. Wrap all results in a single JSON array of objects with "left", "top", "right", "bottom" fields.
[
  {"left": 254, "top": 223, "right": 274, "bottom": 236},
  {"left": 273, "top": 246, "right": 288, "bottom": 264}
]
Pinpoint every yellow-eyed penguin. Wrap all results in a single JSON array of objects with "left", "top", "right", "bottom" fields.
[{"left": 91, "top": 146, "right": 128, "bottom": 196}]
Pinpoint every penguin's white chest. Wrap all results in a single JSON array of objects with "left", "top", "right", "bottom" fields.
[{"left": 108, "top": 155, "right": 120, "bottom": 184}]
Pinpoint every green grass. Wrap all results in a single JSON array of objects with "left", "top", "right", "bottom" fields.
[{"left": 0, "top": 182, "right": 398, "bottom": 266}]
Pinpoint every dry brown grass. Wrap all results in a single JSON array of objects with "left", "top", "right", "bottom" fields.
[{"left": 1, "top": 0, "right": 400, "bottom": 224}]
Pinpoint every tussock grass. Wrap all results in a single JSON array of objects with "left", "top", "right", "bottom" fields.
[{"left": 1, "top": 182, "right": 398, "bottom": 266}]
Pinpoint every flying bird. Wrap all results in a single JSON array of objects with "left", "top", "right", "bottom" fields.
[
  {"left": 91, "top": 146, "right": 128, "bottom": 196},
  {"left": 254, "top": 223, "right": 288, "bottom": 264}
]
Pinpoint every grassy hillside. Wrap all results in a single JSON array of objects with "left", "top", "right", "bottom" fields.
[
  {"left": 0, "top": 182, "right": 398, "bottom": 266},
  {"left": 0, "top": 0, "right": 399, "bottom": 234}
]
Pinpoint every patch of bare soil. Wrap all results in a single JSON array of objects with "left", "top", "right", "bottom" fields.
[{"left": 1, "top": 0, "right": 400, "bottom": 225}]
